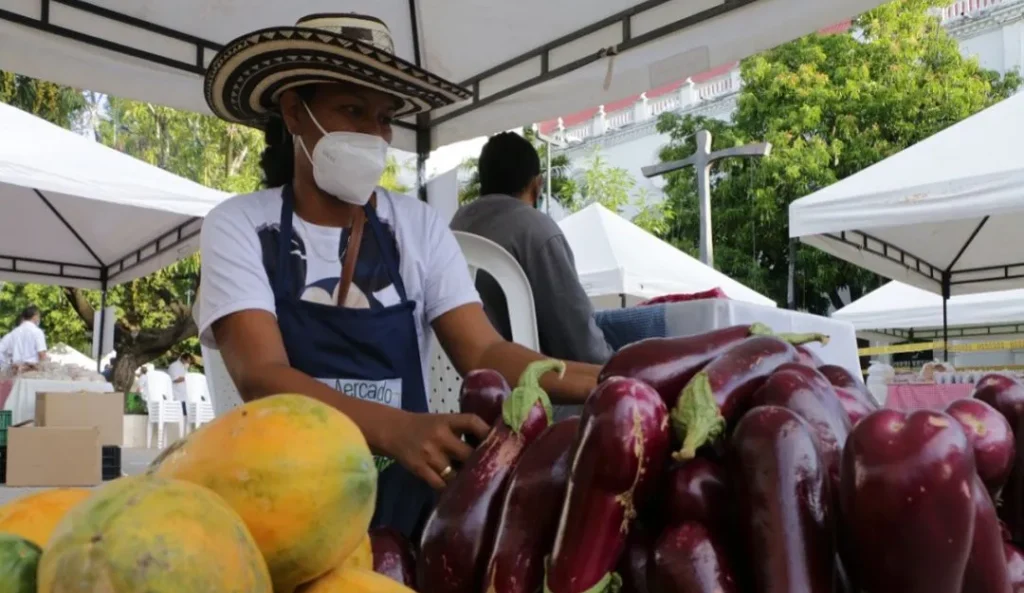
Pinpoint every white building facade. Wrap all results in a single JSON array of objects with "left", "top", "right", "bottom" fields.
[{"left": 542, "top": 0, "right": 1024, "bottom": 203}]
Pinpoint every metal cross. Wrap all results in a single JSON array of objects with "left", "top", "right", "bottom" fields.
[{"left": 642, "top": 129, "right": 771, "bottom": 267}]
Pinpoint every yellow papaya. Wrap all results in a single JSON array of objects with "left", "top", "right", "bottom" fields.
[
  {"left": 343, "top": 533, "right": 373, "bottom": 570},
  {"left": 37, "top": 475, "right": 271, "bottom": 593},
  {"left": 0, "top": 488, "right": 91, "bottom": 546},
  {"left": 300, "top": 566, "right": 417, "bottom": 593},
  {"left": 150, "top": 393, "right": 377, "bottom": 593}
]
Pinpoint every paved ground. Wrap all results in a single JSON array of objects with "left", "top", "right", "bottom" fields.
[{"left": 0, "top": 447, "right": 162, "bottom": 505}]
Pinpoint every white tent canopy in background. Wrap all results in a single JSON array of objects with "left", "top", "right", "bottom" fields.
[
  {"left": 789, "top": 91, "right": 1024, "bottom": 298},
  {"left": 0, "top": 102, "right": 228, "bottom": 289},
  {"left": 833, "top": 281, "right": 1024, "bottom": 341},
  {"left": 48, "top": 343, "right": 115, "bottom": 370},
  {"left": 0, "top": 0, "right": 888, "bottom": 153},
  {"left": 559, "top": 204, "right": 775, "bottom": 307}
]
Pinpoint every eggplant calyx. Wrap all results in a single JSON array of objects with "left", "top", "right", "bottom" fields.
[
  {"left": 504, "top": 359, "right": 565, "bottom": 434},
  {"left": 671, "top": 372, "right": 726, "bottom": 461},
  {"left": 749, "top": 322, "right": 775, "bottom": 336},
  {"left": 544, "top": 571, "right": 622, "bottom": 593},
  {"left": 777, "top": 332, "right": 831, "bottom": 346}
]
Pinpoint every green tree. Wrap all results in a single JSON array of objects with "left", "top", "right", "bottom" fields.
[
  {"left": 380, "top": 155, "right": 410, "bottom": 193},
  {"left": 656, "top": 0, "right": 1021, "bottom": 312}
]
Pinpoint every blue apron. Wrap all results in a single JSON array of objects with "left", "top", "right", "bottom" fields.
[{"left": 273, "top": 184, "right": 436, "bottom": 540}]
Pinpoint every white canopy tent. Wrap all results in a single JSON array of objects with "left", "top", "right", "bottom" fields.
[
  {"left": 0, "top": 101, "right": 229, "bottom": 290},
  {"left": 789, "top": 91, "right": 1024, "bottom": 300},
  {"left": 833, "top": 281, "right": 1024, "bottom": 342},
  {"left": 0, "top": 0, "right": 888, "bottom": 158},
  {"left": 559, "top": 203, "right": 775, "bottom": 307}
]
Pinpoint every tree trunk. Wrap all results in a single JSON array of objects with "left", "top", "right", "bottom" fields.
[{"left": 62, "top": 287, "right": 198, "bottom": 392}]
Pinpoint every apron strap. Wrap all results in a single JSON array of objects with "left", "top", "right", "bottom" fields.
[
  {"left": 337, "top": 207, "right": 366, "bottom": 306},
  {"left": 364, "top": 200, "right": 409, "bottom": 302},
  {"left": 275, "top": 185, "right": 298, "bottom": 298}
]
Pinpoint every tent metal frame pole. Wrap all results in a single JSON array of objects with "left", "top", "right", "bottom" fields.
[
  {"left": 97, "top": 269, "right": 108, "bottom": 373},
  {"left": 823, "top": 227, "right": 1024, "bottom": 290},
  {"left": 941, "top": 273, "right": 951, "bottom": 362},
  {"left": 0, "top": 0, "right": 758, "bottom": 133}
]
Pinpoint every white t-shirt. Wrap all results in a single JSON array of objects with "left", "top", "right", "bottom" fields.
[
  {"left": 168, "top": 360, "right": 188, "bottom": 401},
  {"left": 197, "top": 186, "right": 480, "bottom": 398},
  {"left": 4, "top": 321, "right": 47, "bottom": 365}
]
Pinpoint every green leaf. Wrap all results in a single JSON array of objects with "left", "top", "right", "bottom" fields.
[
  {"left": 503, "top": 359, "right": 564, "bottom": 434},
  {"left": 671, "top": 372, "right": 726, "bottom": 460}
]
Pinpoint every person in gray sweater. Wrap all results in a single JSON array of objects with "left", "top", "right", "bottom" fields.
[{"left": 451, "top": 133, "right": 613, "bottom": 416}]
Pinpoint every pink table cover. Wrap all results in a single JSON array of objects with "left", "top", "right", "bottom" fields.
[
  {"left": 0, "top": 379, "right": 12, "bottom": 412},
  {"left": 885, "top": 383, "right": 974, "bottom": 412}
]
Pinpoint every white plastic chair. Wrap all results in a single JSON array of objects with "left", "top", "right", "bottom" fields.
[
  {"left": 201, "top": 344, "right": 244, "bottom": 418},
  {"left": 429, "top": 231, "right": 540, "bottom": 414},
  {"left": 184, "top": 372, "right": 215, "bottom": 432},
  {"left": 144, "top": 370, "right": 185, "bottom": 449}
]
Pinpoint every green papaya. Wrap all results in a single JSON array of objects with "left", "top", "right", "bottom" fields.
[{"left": 0, "top": 532, "right": 41, "bottom": 593}]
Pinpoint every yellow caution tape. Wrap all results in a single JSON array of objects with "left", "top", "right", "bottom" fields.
[{"left": 858, "top": 339, "right": 1024, "bottom": 356}]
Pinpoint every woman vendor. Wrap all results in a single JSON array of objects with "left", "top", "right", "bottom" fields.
[{"left": 197, "top": 13, "right": 601, "bottom": 539}]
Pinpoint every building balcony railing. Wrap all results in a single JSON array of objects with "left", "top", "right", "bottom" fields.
[{"left": 546, "top": 0, "right": 1016, "bottom": 146}]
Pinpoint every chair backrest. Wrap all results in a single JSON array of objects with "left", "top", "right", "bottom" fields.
[
  {"left": 429, "top": 232, "right": 540, "bottom": 413},
  {"left": 452, "top": 231, "right": 539, "bottom": 347},
  {"left": 145, "top": 371, "right": 174, "bottom": 402},
  {"left": 185, "top": 372, "right": 209, "bottom": 403},
  {"left": 201, "top": 344, "right": 244, "bottom": 417}
]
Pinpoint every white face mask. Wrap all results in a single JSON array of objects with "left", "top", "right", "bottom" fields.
[{"left": 295, "top": 102, "right": 389, "bottom": 206}]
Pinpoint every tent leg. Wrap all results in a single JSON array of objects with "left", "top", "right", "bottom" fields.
[
  {"left": 620, "top": 293, "right": 626, "bottom": 309},
  {"left": 416, "top": 115, "right": 431, "bottom": 203},
  {"left": 941, "top": 273, "right": 951, "bottom": 363},
  {"left": 787, "top": 238, "right": 796, "bottom": 310},
  {"left": 97, "top": 287, "right": 107, "bottom": 373}
]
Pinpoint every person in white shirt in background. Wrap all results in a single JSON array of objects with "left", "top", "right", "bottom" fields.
[
  {"left": 3, "top": 306, "right": 47, "bottom": 372},
  {"left": 167, "top": 353, "right": 190, "bottom": 415},
  {"left": 0, "top": 330, "right": 12, "bottom": 372}
]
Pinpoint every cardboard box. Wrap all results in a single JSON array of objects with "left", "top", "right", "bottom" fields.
[
  {"left": 36, "top": 391, "right": 124, "bottom": 446},
  {"left": 6, "top": 427, "right": 101, "bottom": 487}
]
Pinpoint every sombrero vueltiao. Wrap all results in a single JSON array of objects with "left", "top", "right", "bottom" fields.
[{"left": 205, "top": 13, "right": 472, "bottom": 126}]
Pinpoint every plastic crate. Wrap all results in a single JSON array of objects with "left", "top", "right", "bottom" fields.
[
  {"left": 102, "top": 445, "right": 122, "bottom": 481},
  {"left": 0, "top": 428, "right": 7, "bottom": 448},
  {"left": 0, "top": 411, "right": 11, "bottom": 429},
  {"left": 0, "top": 445, "right": 7, "bottom": 484}
]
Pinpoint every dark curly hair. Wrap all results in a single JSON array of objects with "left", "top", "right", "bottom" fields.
[{"left": 260, "top": 86, "right": 318, "bottom": 188}]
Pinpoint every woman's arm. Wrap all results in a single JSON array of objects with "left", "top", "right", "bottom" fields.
[
  {"left": 213, "top": 310, "right": 487, "bottom": 488},
  {"left": 433, "top": 303, "right": 600, "bottom": 405}
]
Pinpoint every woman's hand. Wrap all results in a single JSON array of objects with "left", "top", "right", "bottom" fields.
[{"left": 384, "top": 411, "right": 491, "bottom": 489}]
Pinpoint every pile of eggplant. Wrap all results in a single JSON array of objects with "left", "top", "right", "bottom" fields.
[{"left": 373, "top": 325, "right": 1024, "bottom": 593}]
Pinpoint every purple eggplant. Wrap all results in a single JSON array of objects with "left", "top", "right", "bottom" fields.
[
  {"left": 819, "top": 364, "right": 876, "bottom": 408},
  {"left": 974, "top": 373, "right": 1024, "bottom": 543},
  {"left": 835, "top": 386, "right": 873, "bottom": 426},
  {"left": 796, "top": 345, "right": 825, "bottom": 367},
  {"left": 618, "top": 524, "right": 655, "bottom": 593},
  {"left": 418, "top": 360, "right": 562, "bottom": 593},
  {"left": 460, "top": 369, "right": 510, "bottom": 447},
  {"left": 946, "top": 398, "right": 1015, "bottom": 495},
  {"left": 370, "top": 527, "right": 416, "bottom": 587},
  {"left": 750, "top": 367, "right": 851, "bottom": 503},
  {"left": 482, "top": 417, "right": 579, "bottom": 593},
  {"left": 672, "top": 336, "right": 801, "bottom": 459},
  {"left": 545, "top": 378, "right": 670, "bottom": 593},
  {"left": 730, "top": 406, "right": 834, "bottom": 593},
  {"left": 597, "top": 324, "right": 775, "bottom": 409},
  {"left": 651, "top": 522, "right": 738, "bottom": 593},
  {"left": 661, "top": 457, "right": 730, "bottom": 532},
  {"left": 840, "top": 409, "right": 975, "bottom": 593},
  {"left": 962, "top": 476, "right": 1011, "bottom": 593}
]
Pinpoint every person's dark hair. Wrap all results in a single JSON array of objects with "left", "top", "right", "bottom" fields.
[
  {"left": 478, "top": 132, "right": 541, "bottom": 197},
  {"left": 260, "top": 86, "right": 319, "bottom": 188},
  {"left": 19, "top": 305, "right": 39, "bottom": 322},
  {"left": 179, "top": 353, "right": 191, "bottom": 363}
]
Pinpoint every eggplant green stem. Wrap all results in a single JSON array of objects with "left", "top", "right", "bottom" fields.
[
  {"left": 671, "top": 372, "right": 726, "bottom": 461},
  {"left": 544, "top": 571, "right": 622, "bottom": 593},
  {"left": 503, "top": 359, "right": 565, "bottom": 434},
  {"left": 777, "top": 331, "right": 831, "bottom": 346},
  {"left": 749, "top": 322, "right": 775, "bottom": 336}
]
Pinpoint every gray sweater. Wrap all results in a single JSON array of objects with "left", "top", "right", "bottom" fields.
[{"left": 450, "top": 194, "right": 614, "bottom": 367}]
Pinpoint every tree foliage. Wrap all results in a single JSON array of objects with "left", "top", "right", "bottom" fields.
[{"left": 655, "top": 0, "right": 1021, "bottom": 313}]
